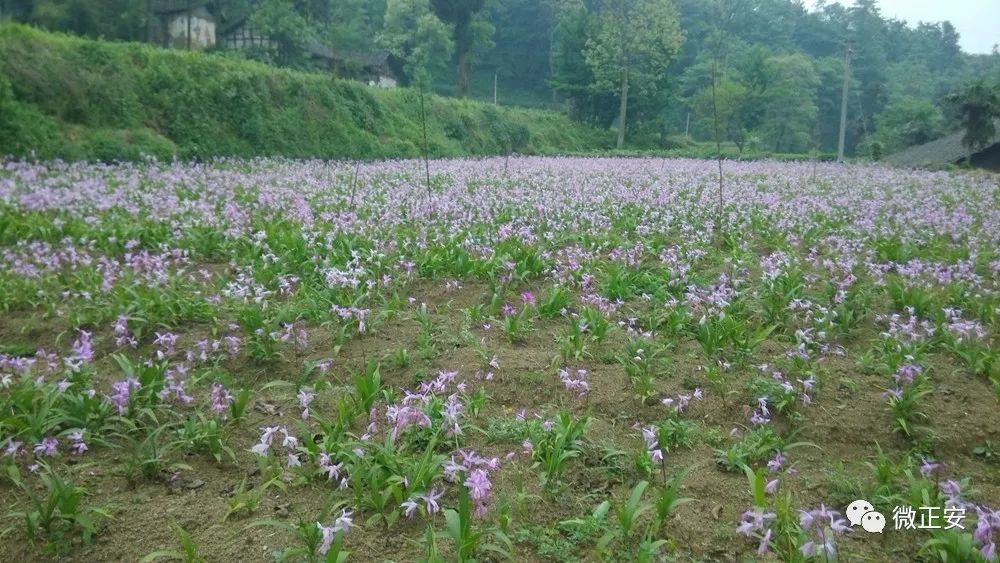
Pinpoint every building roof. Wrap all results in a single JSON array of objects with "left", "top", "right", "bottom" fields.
[
  {"left": 886, "top": 122, "right": 1000, "bottom": 168},
  {"left": 330, "top": 49, "right": 390, "bottom": 68},
  {"left": 156, "top": 0, "right": 388, "bottom": 68}
]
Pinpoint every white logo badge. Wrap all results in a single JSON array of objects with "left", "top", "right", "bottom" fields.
[{"left": 848, "top": 499, "right": 885, "bottom": 533}]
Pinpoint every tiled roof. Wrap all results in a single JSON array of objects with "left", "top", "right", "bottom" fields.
[{"left": 886, "top": 123, "right": 1000, "bottom": 167}]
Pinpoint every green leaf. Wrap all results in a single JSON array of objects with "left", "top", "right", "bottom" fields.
[{"left": 444, "top": 508, "right": 462, "bottom": 544}]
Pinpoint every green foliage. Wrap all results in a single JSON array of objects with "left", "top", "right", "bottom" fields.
[
  {"left": 249, "top": 0, "right": 311, "bottom": 66},
  {"left": 947, "top": 78, "right": 1000, "bottom": 159},
  {"left": 756, "top": 54, "right": 820, "bottom": 153},
  {"left": 653, "top": 467, "right": 695, "bottom": 529},
  {"left": 6, "top": 465, "right": 110, "bottom": 551},
  {"left": 429, "top": 0, "right": 494, "bottom": 97},
  {"left": 583, "top": 0, "right": 684, "bottom": 147},
  {"left": 614, "top": 480, "right": 651, "bottom": 539},
  {"left": 0, "top": 24, "right": 609, "bottom": 161},
  {"left": 870, "top": 97, "right": 946, "bottom": 154},
  {"left": 528, "top": 411, "right": 590, "bottom": 487},
  {"left": 442, "top": 477, "right": 512, "bottom": 562},
  {"left": 379, "top": 0, "right": 454, "bottom": 85},
  {"left": 714, "top": 426, "right": 815, "bottom": 472},
  {"left": 140, "top": 526, "right": 206, "bottom": 563}
]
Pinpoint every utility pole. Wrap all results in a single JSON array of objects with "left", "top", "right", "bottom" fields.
[
  {"left": 837, "top": 41, "right": 851, "bottom": 163},
  {"left": 186, "top": 0, "right": 193, "bottom": 50},
  {"left": 493, "top": 69, "right": 498, "bottom": 106}
]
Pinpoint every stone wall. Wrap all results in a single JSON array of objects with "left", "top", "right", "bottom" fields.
[{"left": 165, "top": 6, "right": 215, "bottom": 50}]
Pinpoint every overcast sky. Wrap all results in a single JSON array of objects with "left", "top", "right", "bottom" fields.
[{"left": 802, "top": 0, "right": 1000, "bottom": 54}]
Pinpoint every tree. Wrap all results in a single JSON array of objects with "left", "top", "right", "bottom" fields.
[
  {"left": 848, "top": 0, "right": 888, "bottom": 139},
  {"left": 379, "top": 0, "right": 454, "bottom": 194},
  {"left": 430, "top": 0, "right": 493, "bottom": 97},
  {"left": 379, "top": 0, "right": 454, "bottom": 86},
  {"left": 947, "top": 79, "right": 1000, "bottom": 163},
  {"left": 323, "top": 0, "right": 383, "bottom": 54},
  {"left": 692, "top": 77, "right": 748, "bottom": 152},
  {"left": 485, "top": 0, "right": 555, "bottom": 98},
  {"left": 549, "top": 0, "right": 615, "bottom": 124},
  {"left": 249, "top": 0, "right": 311, "bottom": 66},
  {"left": 757, "top": 53, "right": 819, "bottom": 153},
  {"left": 870, "top": 97, "right": 945, "bottom": 153},
  {"left": 17, "top": 0, "right": 149, "bottom": 41},
  {"left": 584, "top": 0, "right": 684, "bottom": 148}
]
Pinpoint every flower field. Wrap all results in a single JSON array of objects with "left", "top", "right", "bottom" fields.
[{"left": 0, "top": 157, "right": 998, "bottom": 562}]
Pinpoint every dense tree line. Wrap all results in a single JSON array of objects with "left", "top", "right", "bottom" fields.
[{"left": 2, "top": 0, "right": 998, "bottom": 155}]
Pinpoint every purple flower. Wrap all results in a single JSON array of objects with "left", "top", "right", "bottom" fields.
[
  {"left": 250, "top": 425, "right": 280, "bottom": 456},
  {"left": 757, "top": 397, "right": 770, "bottom": 417},
  {"left": 298, "top": 388, "right": 315, "bottom": 420},
  {"left": 210, "top": 383, "right": 233, "bottom": 415},
  {"left": 830, "top": 517, "right": 851, "bottom": 534},
  {"left": 332, "top": 509, "right": 354, "bottom": 533},
  {"left": 765, "top": 479, "right": 780, "bottom": 495},
  {"left": 767, "top": 452, "right": 785, "bottom": 473},
  {"left": 758, "top": 528, "right": 772, "bottom": 555},
  {"left": 800, "top": 541, "right": 817, "bottom": 557},
  {"left": 800, "top": 510, "right": 815, "bottom": 530},
  {"left": 465, "top": 469, "right": 492, "bottom": 501},
  {"left": 4, "top": 439, "right": 23, "bottom": 457},
  {"left": 71, "top": 329, "right": 94, "bottom": 363},
  {"left": 34, "top": 437, "right": 58, "bottom": 457},
  {"left": 318, "top": 454, "right": 344, "bottom": 481},
  {"left": 316, "top": 509, "right": 354, "bottom": 551},
  {"left": 68, "top": 430, "right": 88, "bottom": 455},
  {"left": 401, "top": 499, "right": 419, "bottom": 519},
  {"left": 316, "top": 523, "right": 337, "bottom": 555},
  {"left": 737, "top": 509, "right": 776, "bottom": 537},
  {"left": 920, "top": 458, "right": 942, "bottom": 477},
  {"left": 153, "top": 332, "right": 178, "bottom": 356},
  {"left": 559, "top": 368, "right": 589, "bottom": 397},
  {"left": 109, "top": 377, "right": 139, "bottom": 415},
  {"left": 422, "top": 488, "right": 442, "bottom": 515},
  {"left": 974, "top": 506, "right": 1000, "bottom": 558},
  {"left": 280, "top": 428, "right": 298, "bottom": 450}
]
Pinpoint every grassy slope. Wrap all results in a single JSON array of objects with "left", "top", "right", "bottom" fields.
[{"left": 0, "top": 24, "right": 611, "bottom": 161}]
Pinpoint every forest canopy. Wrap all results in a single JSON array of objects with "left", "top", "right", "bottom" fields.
[{"left": 1, "top": 0, "right": 998, "bottom": 156}]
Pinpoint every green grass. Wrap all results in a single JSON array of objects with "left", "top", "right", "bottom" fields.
[{"left": 0, "top": 24, "right": 612, "bottom": 162}]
